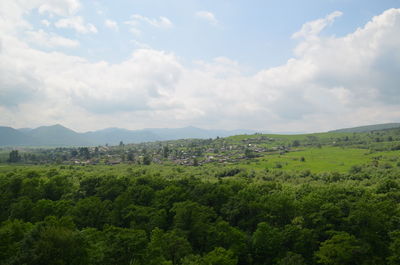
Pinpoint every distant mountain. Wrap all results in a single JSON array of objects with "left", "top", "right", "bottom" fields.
[
  {"left": 0, "top": 126, "right": 38, "bottom": 146},
  {"left": 17, "top": 128, "right": 33, "bottom": 133},
  {"left": 0, "top": 124, "right": 257, "bottom": 147},
  {"left": 329, "top": 123, "right": 400, "bottom": 133},
  {"left": 27, "top": 124, "right": 93, "bottom": 146},
  {"left": 85, "top": 126, "right": 256, "bottom": 146},
  {"left": 84, "top": 128, "right": 161, "bottom": 145}
]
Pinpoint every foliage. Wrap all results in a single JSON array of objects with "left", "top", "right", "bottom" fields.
[{"left": 1, "top": 128, "right": 400, "bottom": 264}]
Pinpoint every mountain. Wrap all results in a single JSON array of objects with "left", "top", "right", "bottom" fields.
[
  {"left": 329, "top": 123, "right": 400, "bottom": 133},
  {"left": 84, "top": 128, "right": 161, "bottom": 145},
  {"left": 0, "top": 124, "right": 257, "bottom": 147},
  {"left": 85, "top": 126, "right": 256, "bottom": 145},
  {"left": 27, "top": 124, "right": 93, "bottom": 146},
  {"left": 0, "top": 126, "right": 38, "bottom": 146}
]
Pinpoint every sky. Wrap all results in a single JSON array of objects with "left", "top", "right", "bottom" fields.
[{"left": 1, "top": 0, "right": 400, "bottom": 133}]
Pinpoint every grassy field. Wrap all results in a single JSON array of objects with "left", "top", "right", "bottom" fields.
[{"left": 240, "top": 146, "right": 400, "bottom": 173}]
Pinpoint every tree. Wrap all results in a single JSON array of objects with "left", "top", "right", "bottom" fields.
[
  {"left": 73, "top": 196, "right": 111, "bottom": 229},
  {"left": 388, "top": 230, "right": 400, "bottom": 265},
  {"left": 315, "top": 232, "right": 365, "bottom": 265},
  {"left": 143, "top": 154, "right": 152, "bottom": 165},
  {"left": 292, "top": 140, "right": 300, "bottom": 147},
  {"left": 202, "top": 247, "right": 237, "bottom": 265},
  {"left": 277, "top": 252, "right": 306, "bottom": 265},
  {"left": 102, "top": 226, "right": 148, "bottom": 265},
  {"left": 127, "top": 152, "right": 134, "bottom": 162},
  {"left": 252, "top": 222, "right": 283, "bottom": 264},
  {"left": 171, "top": 201, "right": 216, "bottom": 251},
  {"left": 15, "top": 216, "right": 89, "bottom": 265},
  {"left": 209, "top": 221, "right": 247, "bottom": 260},
  {"left": 0, "top": 219, "right": 33, "bottom": 263},
  {"left": 8, "top": 150, "right": 21, "bottom": 163},
  {"left": 163, "top": 146, "right": 170, "bottom": 158},
  {"left": 244, "top": 148, "right": 255, "bottom": 159},
  {"left": 146, "top": 228, "right": 192, "bottom": 264}
]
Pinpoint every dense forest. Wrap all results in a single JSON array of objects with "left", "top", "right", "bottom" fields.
[{"left": 1, "top": 128, "right": 400, "bottom": 264}]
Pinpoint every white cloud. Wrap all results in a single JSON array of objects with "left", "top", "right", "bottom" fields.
[
  {"left": 128, "top": 14, "right": 173, "bottom": 28},
  {"left": 124, "top": 14, "right": 173, "bottom": 36},
  {"left": 41, "top": 19, "right": 51, "bottom": 27},
  {"left": 1, "top": 7, "right": 400, "bottom": 132},
  {"left": 55, "top": 16, "right": 98, "bottom": 34},
  {"left": 292, "top": 11, "right": 343, "bottom": 39},
  {"left": 25, "top": 29, "right": 79, "bottom": 48},
  {"left": 130, "top": 40, "right": 151, "bottom": 49},
  {"left": 38, "top": 0, "right": 81, "bottom": 17},
  {"left": 105, "top": 19, "right": 118, "bottom": 31},
  {"left": 195, "top": 11, "right": 219, "bottom": 25}
]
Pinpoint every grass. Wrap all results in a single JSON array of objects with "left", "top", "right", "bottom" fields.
[{"left": 239, "top": 146, "right": 400, "bottom": 173}]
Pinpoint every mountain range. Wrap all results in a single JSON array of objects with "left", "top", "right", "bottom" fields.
[
  {"left": 0, "top": 124, "right": 256, "bottom": 147},
  {"left": 1, "top": 122, "right": 399, "bottom": 147}
]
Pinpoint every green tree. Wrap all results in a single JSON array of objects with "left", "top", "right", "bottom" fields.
[
  {"left": 0, "top": 219, "right": 33, "bottom": 263},
  {"left": 292, "top": 140, "right": 300, "bottom": 147},
  {"left": 203, "top": 247, "right": 237, "bottom": 265},
  {"left": 78, "top": 147, "right": 90, "bottom": 159},
  {"left": 277, "top": 252, "right": 306, "bottom": 265},
  {"left": 252, "top": 222, "right": 283, "bottom": 264},
  {"left": 15, "top": 216, "right": 89, "bottom": 265},
  {"left": 73, "top": 196, "right": 111, "bottom": 229},
  {"left": 143, "top": 154, "right": 152, "bottom": 165},
  {"left": 146, "top": 228, "right": 192, "bottom": 264},
  {"left": 315, "top": 232, "right": 364, "bottom": 265},
  {"left": 244, "top": 148, "right": 255, "bottom": 158},
  {"left": 102, "top": 226, "right": 148, "bottom": 265},
  {"left": 387, "top": 230, "right": 400, "bottom": 265},
  {"left": 171, "top": 201, "right": 216, "bottom": 251},
  {"left": 209, "top": 221, "right": 248, "bottom": 260},
  {"left": 8, "top": 150, "right": 21, "bottom": 163}
]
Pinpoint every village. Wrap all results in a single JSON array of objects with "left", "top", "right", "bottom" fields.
[{"left": 7, "top": 134, "right": 294, "bottom": 166}]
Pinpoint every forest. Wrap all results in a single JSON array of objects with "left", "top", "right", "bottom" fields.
[{"left": 1, "top": 128, "right": 400, "bottom": 265}]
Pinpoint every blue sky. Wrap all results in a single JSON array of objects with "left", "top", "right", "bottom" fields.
[
  {"left": 27, "top": 0, "right": 400, "bottom": 69},
  {"left": 1, "top": 0, "right": 400, "bottom": 132}
]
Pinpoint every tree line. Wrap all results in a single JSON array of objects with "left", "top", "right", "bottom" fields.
[{"left": 1, "top": 163, "right": 400, "bottom": 265}]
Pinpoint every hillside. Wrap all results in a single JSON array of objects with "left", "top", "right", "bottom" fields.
[
  {"left": 329, "top": 122, "right": 400, "bottom": 133},
  {"left": 0, "top": 124, "right": 256, "bottom": 146},
  {"left": 0, "top": 126, "right": 38, "bottom": 146},
  {"left": 1, "top": 127, "right": 400, "bottom": 265},
  {"left": 27, "top": 124, "right": 94, "bottom": 146}
]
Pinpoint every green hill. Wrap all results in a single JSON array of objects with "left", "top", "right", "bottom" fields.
[{"left": 329, "top": 123, "right": 400, "bottom": 133}]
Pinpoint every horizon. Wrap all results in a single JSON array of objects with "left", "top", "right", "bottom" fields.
[
  {"left": 6, "top": 123, "right": 294, "bottom": 134},
  {"left": 1, "top": 1, "right": 400, "bottom": 132},
  {"left": 1, "top": 122, "right": 399, "bottom": 135}
]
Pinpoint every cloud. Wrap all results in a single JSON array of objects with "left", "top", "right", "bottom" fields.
[
  {"left": 38, "top": 0, "right": 81, "bottom": 17},
  {"left": 0, "top": 6, "right": 400, "bottom": 132},
  {"left": 41, "top": 19, "right": 51, "bottom": 27},
  {"left": 55, "top": 16, "right": 98, "bottom": 34},
  {"left": 105, "top": 19, "right": 118, "bottom": 31},
  {"left": 0, "top": 0, "right": 82, "bottom": 33},
  {"left": 124, "top": 14, "right": 173, "bottom": 36},
  {"left": 128, "top": 14, "right": 173, "bottom": 28},
  {"left": 292, "top": 11, "right": 343, "bottom": 39},
  {"left": 25, "top": 29, "right": 80, "bottom": 48},
  {"left": 195, "top": 11, "right": 219, "bottom": 25}
]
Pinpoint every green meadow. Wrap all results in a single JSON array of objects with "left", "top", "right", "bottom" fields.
[{"left": 241, "top": 147, "right": 400, "bottom": 173}]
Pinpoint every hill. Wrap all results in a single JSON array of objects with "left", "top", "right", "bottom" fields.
[
  {"left": 0, "top": 125, "right": 256, "bottom": 146},
  {"left": 0, "top": 126, "right": 38, "bottom": 146},
  {"left": 27, "top": 124, "right": 94, "bottom": 146},
  {"left": 329, "top": 122, "right": 400, "bottom": 133}
]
